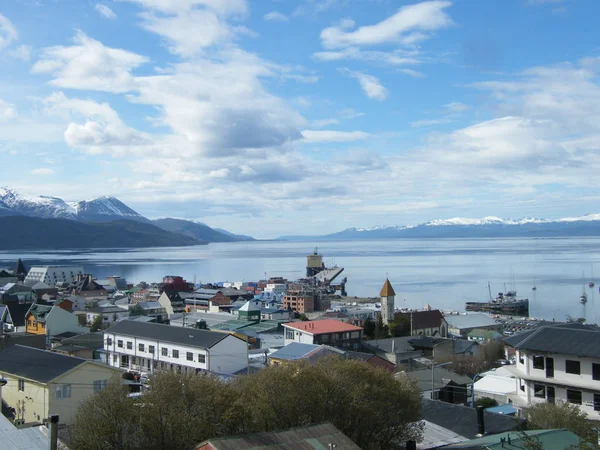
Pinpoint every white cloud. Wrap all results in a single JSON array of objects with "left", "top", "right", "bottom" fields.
[
  {"left": 95, "top": 4, "right": 117, "bottom": 20},
  {"left": 0, "top": 13, "right": 17, "bottom": 51},
  {"left": 313, "top": 47, "right": 421, "bottom": 66},
  {"left": 119, "top": 0, "right": 248, "bottom": 16},
  {"left": 31, "top": 168, "right": 55, "bottom": 176},
  {"left": 302, "top": 130, "right": 371, "bottom": 143},
  {"left": 0, "top": 99, "right": 16, "bottom": 121},
  {"left": 264, "top": 11, "right": 288, "bottom": 22},
  {"left": 400, "top": 68, "right": 425, "bottom": 78},
  {"left": 311, "top": 118, "right": 340, "bottom": 128},
  {"left": 410, "top": 118, "right": 453, "bottom": 127},
  {"left": 320, "top": 1, "right": 453, "bottom": 49},
  {"left": 32, "top": 31, "right": 148, "bottom": 93},
  {"left": 341, "top": 69, "right": 388, "bottom": 100},
  {"left": 8, "top": 44, "right": 32, "bottom": 61},
  {"left": 444, "top": 101, "right": 468, "bottom": 112}
]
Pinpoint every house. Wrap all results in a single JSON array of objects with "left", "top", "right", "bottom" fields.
[
  {"left": 26, "top": 304, "right": 89, "bottom": 337},
  {"left": 269, "top": 342, "right": 345, "bottom": 366},
  {"left": 157, "top": 291, "right": 185, "bottom": 318},
  {"left": 68, "top": 274, "right": 108, "bottom": 298},
  {"left": 363, "top": 336, "right": 423, "bottom": 366},
  {"left": 0, "top": 283, "right": 34, "bottom": 302},
  {"left": 104, "top": 320, "right": 248, "bottom": 375},
  {"left": 0, "top": 410, "right": 53, "bottom": 449},
  {"left": 345, "top": 350, "right": 396, "bottom": 372},
  {"left": 185, "top": 289, "right": 232, "bottom": 311},
  {"left": 195, "top": 423, "right": 360, "bottom": 450},
  {"left": 283, "top": 320, "right": 363, "bottom": 350},
  {"left": 52, "top": 332, "right": 105, "bottom": 360},
  {"left": 442, "top": 429, "right": 581, "bottom": 450},
  {"left": 24, "top": 266, "right": 84, "bottom": 287},
  {"left": 0, "top": 305, "right": 15, "bottom": 333},
  {"left": 399, "top": 367, "right": 474, "bottom": 403},
  {"left": 4, "top": 302, "right": 30, "bottom": 332},
  {"left": 467, "top": 329, "right": 504, "bottom": 342},
  {"left": 409, "top": 336, "right": 479, "bottom": 359},
  {"left": 445, "top": 313, "right": 502, "bottom": 338},
  {"left": 473, "top": 366, "right": 517, "bottom": 405},
  {"left": 86, "top": 305, "right": 130, "bottom": 326},
  {"left": 260, "top": 308, "right": 292, "bottom": 321},
  {"left": 504, "top": 323, "right": 600, "bottom": 415},
  {"left": 136, "top": 301, "right": 168, "bottom": 322},
  {"left": 31, "top": 282, "right": 58, "bottom": 299},
  {"left": 0, "top": 345, "right": 122, "bottom": 424},
  {"left": 397, "top": 310, "right": 448, "bottom": 337},
  {"left": 0, "top": 269, "right": 18, "bottom": 285}
]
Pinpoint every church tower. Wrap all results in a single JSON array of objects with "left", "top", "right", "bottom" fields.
[{"left": 379, "top": 278, "right": 396, "bottom": 323}]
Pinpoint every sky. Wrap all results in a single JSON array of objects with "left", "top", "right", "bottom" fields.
[{"left": 1, "top": 0, "right": 600, "bottom": 238}]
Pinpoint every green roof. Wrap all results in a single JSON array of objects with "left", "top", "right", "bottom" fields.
[
  {"left": 27, "top": 304, "right": 52, "bottom": 322},
  {"left": 443, "top": 429, "right": 580, "bottom": 449}
]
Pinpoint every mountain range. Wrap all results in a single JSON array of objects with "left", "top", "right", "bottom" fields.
[
  {"left": 280, "top": 215, "right": 600, "bottom": 240},
  {"left": 0, "top": 187, "right": 253, "bottom": 250}
]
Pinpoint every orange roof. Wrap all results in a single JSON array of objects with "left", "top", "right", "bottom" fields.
[
  {"left": 283, "top": 319, "right": 363, "bottom": 335},
  {"left": 380, "top": 278, "right": 396, "bottom": 297}
]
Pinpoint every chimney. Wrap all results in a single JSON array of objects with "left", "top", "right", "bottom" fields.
[
  {"left": 476, "top": 406, "right": 485, "bottom": 436},
  {"left": 49, "top": 414, "right": 59, "bottom": 450}
]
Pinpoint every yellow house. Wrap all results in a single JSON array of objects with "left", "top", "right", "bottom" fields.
[
  {"left": 25, "top": 304, "right": 52, "bottom": 335},
  {"left": 0, "top": 345, "right": 122, "bottom": 425}
]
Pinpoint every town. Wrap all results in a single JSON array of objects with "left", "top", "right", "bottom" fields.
[{"left": 0, "top": 251, "right": 597, "bottom": 449}]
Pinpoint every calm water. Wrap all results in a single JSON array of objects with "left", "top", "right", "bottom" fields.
[{"left": 1, "top": 238, "right": 599, "bottom": 323}]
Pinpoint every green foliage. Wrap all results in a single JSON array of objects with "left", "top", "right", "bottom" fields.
[
  {"left": 474, "top": 397, "right": 498, "bottom": 409},
  {"left": 524, "top": 401, "right": 597, "bottom": 444},
  {"left": 374, "top": 314, "right": 390, "bottom": 339},
  {"left": 390, "top": 313, "right": 411, "bottom": 337},
  {"left": 129, "top": 304, "right": 147, "bottom": 316},
  {"left": 66, "top": 358, "right": 424, "bottom": 450},
  {"left": 363, "top": 317, "right": 376, "bottom": 339},
  {"left": 438, "top": 341, "right": 506, "bottom": 378},
  {"left": 90, "top": 314, "right": 104, "bottom": 332}
]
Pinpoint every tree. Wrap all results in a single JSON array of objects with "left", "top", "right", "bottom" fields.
[
  {"left": 374, "top": 314, "right": 389, "bottom": 339},
  {"left": 524, "top": 401, "right": 597, "bottom": 444},
  {"left": 90, "top": 314, "right": 104, "bottom": 332},
  {"left": 474, "top": 397, "right": 498, "bottom": 409},
  {"left": 130, "top": 304, "right": 147, "bottom": 317},
  {"left": 390, "top": 313, "right": 411, "bottom": 337},
  {"left": 66, "top": 358, "right": 424, "bottom": 450},
  {"left": 363, "top": 317, "right": 376, "bottom": 339}
]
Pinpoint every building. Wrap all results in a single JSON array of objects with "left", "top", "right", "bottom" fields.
[
  {"left": 380, "top": 278, "right": 396, "bottom": 323},
  {"left": 104, "top": 320, "right": 248, "bottom": 375},
  {"left": 269, "top": 342, "right": 346, "bottom": 366},
  {"left": 24, "top": 266, "right": 84, "bottom": 287},
  {"left": 86, "top": 305, "right": 130, "bottom": 326},
  {"left": 398, "top": 367, "right": 473, "bottom": 403},
  {"left": 283, "top": 319, "right": 363, "bottom": 350},
  {"left": 68, "top": 274, "right": 108, "bottom": 298},
  {"left": 409, "top": 336, "right": 479, "bottom": 359},
  {"left": 26, "top": 304, "right": 88, "bottom": 337},
  {"left": 0, "top": 345, "right": 121, "bottom": 424},
  {"left": 283, "top": 288, "right": 314, "bottom": 314},
  {"left": 467, "top": 329, "right": 504, "bottom": 342},
  {"left": 195, "top": 423, "right": 360, "bottom": 450},
  {"left": 442, "top": 429, "right": 581, "bottom": 450},
  {"left": 345, "top": 350, "right": 396, "bottom": 372},
  {"left": 260, "top": 308, "right": 292, "bottom": 321},
  {"left": 237, "top": 300, "right": 260, "bottom": 321},
  {"left": 0, "top": 305, "right": 15, "bottom": 333},
  {"left": 504, "top": 323, "right": 600, "bottom": 416},
  {"left": 473, "top": 366, "right": 517, "bottom": 405},
  {"left": 52, "top": 332, "right": 105, "bottom": 360},
  {"left": 444, "top": 313, "right": 502, "bottom": 338},
  {"left": 264, "top": 283, "right": 287, "bottom": 295},
  {"left": 0, "top": 409, "right": 54, "bottom": 449},
  {"left": 397, "top": 310, "right": 448, "bottom": 337},
  {"left": 135, "top": 301, "right": 168, "bottom": 322},
  {"left": 157, "top": 291, "right": 185, "bottom": 318}
]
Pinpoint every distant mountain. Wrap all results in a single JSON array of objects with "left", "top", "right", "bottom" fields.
[
  {"left": 73, "top": 197, "right": 149, "bottom": 223},
  {"left": 213, "top": 228, "right": 256, "bottom": 242},
  {"left": 279, "top": 214, "right": 600, "bottom": 240},
  {"left": 153, "top": 218, "right": 254, "bottom": 242},
  {"left": 0, "top": 216, "right": 203, "bottom": 250},
  {"left": 0, "top": 187, "right": 77, "bottom": 220}
]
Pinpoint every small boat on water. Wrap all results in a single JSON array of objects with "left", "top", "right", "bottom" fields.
[
  {"left": 466, "top": 282, "right": 529, "bottom": 316},
  {"left": 580, "top": 293, "right": 588, "bottom": 304}
]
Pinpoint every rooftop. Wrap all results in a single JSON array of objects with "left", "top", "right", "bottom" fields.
[
  {"left": 397, "top": 310, "right": 445, "bottom": 330},
  {"left": 106, "top": 320, "right": 233, "bottom": 349},
  {"left": 0, "top": 345, "right": 87, "bottom": 383},
  {"left": 503, "top": 323, "right": 600, "bottom": 358},
  {"left": 445, "top": 313, "right": 501, "bottom": 330},
  {"left": 443, "top": 428, "right": 580, "bottom": 449},
  {"left": 269, "top": 342, "right": 345, "bottom": 361},
  {"left": 195, "top": 422, "right": 360, "bottom": 450},
  {"left": 399, "top": 367, "right": 474, "bottom": 391},
  {"left": 283, "top": 319, "right": 362, "bottom": 335},
  {"left": 380, "top": 278, "right": 396, "bottom": 297}
]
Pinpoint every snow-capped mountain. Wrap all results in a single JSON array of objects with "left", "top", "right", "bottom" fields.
[
  {"left": 0, "top": 187, "right": 77, "bottom": 219},
  {"left": 280, "top": 213, "right": 600, "bottom": 241},
  {"left": 74, "top": 197, "right": 148, "bottom": 223}
]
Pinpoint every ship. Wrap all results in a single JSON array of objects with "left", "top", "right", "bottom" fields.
[
  {"left": 305, "top": 248, "right": 347, "bottom": 296},
  {"left": 465, "top": 282, "right": 529, "bottom": 316}
]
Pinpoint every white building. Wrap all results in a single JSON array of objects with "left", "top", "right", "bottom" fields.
[
  {"left": 24, "top": 266, "right": 84, "bottom": 286},
  {"left": 379, "top": 278, "right": 395, "bottom": 323},
  {"left": 264, "top": 283, "right": 287, "bottom": 295},
  {"left": 86, "top": 306, "right": 130, "bottom": 326},
  {"left": 505, "top": 323, "right": 600, "bottom": 416},
  {"left": 282, "top": 319, "right": 363, "bottom": 350},
  {"left": 104, "top": 320, "right": 248, "bottom": 375}
]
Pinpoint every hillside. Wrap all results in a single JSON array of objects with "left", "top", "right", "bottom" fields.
[
  {"left": 153, "top": 218, "right": 254, "bottom": 243},
  {"left": 0, "top": 216, "right": 205, "bottom": 250}
]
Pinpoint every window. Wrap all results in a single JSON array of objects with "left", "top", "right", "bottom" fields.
[
  {"left": 566, "top": 389, "right": 582, "bottom": 405},
  {"left": 519, "top": 352, "right": 524, "bottom": 364},
  {"left": 126, "top": 341, "right": 133, "bottom": 350},
  {"left": 139, "top": 343, "right": 145, "bottom": 352},
  {"left": 198, "top": 354, "right": 206, "bottom": 364},
  {"left": 533, "top": 356, "right": 544, "bottom": 370},
  {"left": 593, "top": 364, "right": 600, "bottom": 381},
  {"left": 56, "top": 384, "right": 72, "bottom": 399},
  {"left": 533, "top": 384, "right": 546, "bottom": 398},
  {"left": 519, "top": 380, "right": 525, "bottom": 392},
  {"left": 565, "top": 360, "right": 581, "bottom": 375},
  {"left": 93, "top": 380, "right": 107, "bottom": 393},
  {"left": 162, "top": 348, "right": 168, "bottom": 356},
  {"left": 113, "top": 354, "right": 117, "bottom": 364},
  {"left": 187, "top": 352, "right": 193, "bottom": 361},
  {"left": 117, "top": 340, "right": 123, "bottom": 348},
  {"left": 106, "top": 337, "right": 112, "bottom": 346},
  {"left": 594, "top": 394, "right": 600, "bottom": 412},
  {"left": 148, "top": 345, "right": 155, "bottom": 354},
  {"left": 285, "top": 329, "right": 294, "bottom": 339},
  {"left": 172, "top": 350, "right": 179, "bottom": 359},
  {"left": 18, "top": 379, "right": 24, "bottom": 391}
]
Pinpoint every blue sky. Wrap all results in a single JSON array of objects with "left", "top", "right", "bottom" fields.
[{"left": 1, "top": 0, "right": 599, "bottom": 238}]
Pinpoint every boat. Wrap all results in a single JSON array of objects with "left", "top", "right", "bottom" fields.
[
  {"left": 465, "top": 282, "right": 529, "bottom": 316},
  {"left": 589, "top": 264, "right": 595, "bottom": 287},
  {"left": 580, "top": 271, "right": 588, "bottom": 304}
]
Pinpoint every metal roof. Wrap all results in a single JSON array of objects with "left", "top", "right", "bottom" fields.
[
  {"left": 445, "top": 314, "right": 500, "bottom": 330},
  {"left": 196, "top": 422, "right": 360, "bottom": 450},
  {"left": 282, "top": 319, "right": 362, "bottom": 335},
  {"left": 443, "top": 428, "right": 580, "bottom": 449},
  {"left": 0, "top": 415, "right": 49, "bottom": 449},
  {"left": 399, "top": 367, "right": 474, "bottom": 391},
  {"left": 503, "top": 323, "right": 600, "bottom": 358},
  {"left": 379, "top": 278, "right": 396, "bottom": 297},
  {"left": 0, "top": 345, "right": 86, "bottom": 383},
  {"left": 269, "top": 342, "right": 321, "bottom": 360},
  {"left": 106, "top": 320, "right": 232, "bottom": 349}
]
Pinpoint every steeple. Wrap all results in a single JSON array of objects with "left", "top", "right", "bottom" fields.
[{"left": 379, "top": 278, "right": 396, "bottom": 323}]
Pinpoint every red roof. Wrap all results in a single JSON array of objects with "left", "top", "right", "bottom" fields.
[{"left": 283, "top": 319, "right": 363, "bottom": 335}]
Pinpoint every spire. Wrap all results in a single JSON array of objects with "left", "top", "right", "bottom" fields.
[
  {"left": 15, "top": 258, "right": 27, "bottom": 275},
  {"left": 380, "top": 278, "right": 396, "bottom": 297}
]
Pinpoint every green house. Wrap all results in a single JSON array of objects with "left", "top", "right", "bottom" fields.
[{"left": 238, "top": 301, "right": 260, "bottom": 322}]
